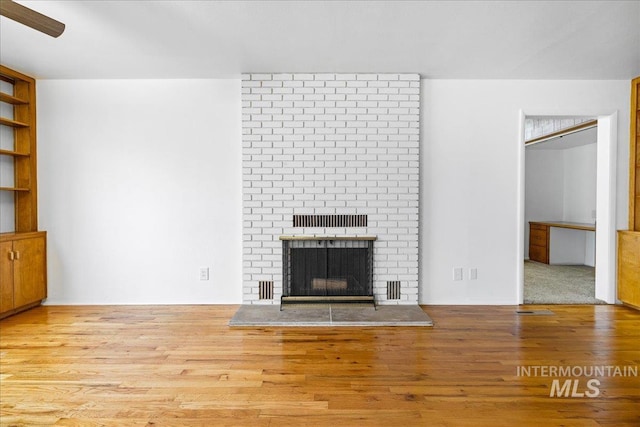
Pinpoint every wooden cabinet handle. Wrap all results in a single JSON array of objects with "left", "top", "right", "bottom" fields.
[
  {"left": 14, "top": 251, "right": 20, "bottom": 260},
  {"left": 9, "top": 251, "right": 15, "bottom": 261}
]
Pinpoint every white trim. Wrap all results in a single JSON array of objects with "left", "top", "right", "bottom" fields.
[
  {"left": 518, "top": 112, "right": 618, "bottom": 304},
  {"left": 595, "top": 114, "right": 617, "bottom": 303},
  {"left": 517, "top": 110, "right": 526, "bottom": 304}
]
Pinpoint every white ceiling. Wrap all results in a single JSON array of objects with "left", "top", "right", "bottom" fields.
[{"left": 1, "top": 0, "right": 639, "bottom": 80}]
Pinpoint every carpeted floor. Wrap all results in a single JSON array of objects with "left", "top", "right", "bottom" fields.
[{"left": 524, "top": 260, "right": 605, "bottom": 304}]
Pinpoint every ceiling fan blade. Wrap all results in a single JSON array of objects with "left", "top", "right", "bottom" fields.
[{"left": 0, "top": 0, "right": 65, "bottom": 38}]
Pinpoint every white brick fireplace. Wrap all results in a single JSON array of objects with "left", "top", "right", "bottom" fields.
[{"left": 242, "top": 73, "right": 420, "bottom": 305}]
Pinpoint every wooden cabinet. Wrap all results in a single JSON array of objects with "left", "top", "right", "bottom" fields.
[
  {"left": 630, "top": 76, "right": 640, "bottom": 231},
  {"left": 529, "top": 223, "right": 550, "bottom": 264},
  {"left": 1, "top": 65, "right": 46, "bottom": 318},
  {"left": 617, "top": 231, "right": 640, "bottom": 309},
  {"left": 617, "top": 76, "right": 640, "bottom": 309},
  {"left": 0, "top": 232, "right": 47, "bottom": 318}
]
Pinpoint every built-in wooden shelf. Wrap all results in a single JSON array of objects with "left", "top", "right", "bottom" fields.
[
  {"left": 0, "top": 92, "right": 28, "bottom": 105},
  {"left": 0, "top": 149, "right": 29, "bottom": 157},
  {"left": 530, "top": 221, "right": 596, "bottom": 232},
  {"left": 0, "top": 117, "right": 29, "bottom": 128},
  {"left": 0, "top": 230, "right": 44, "bottom": 241},
  {"left": 1, "top": 65, "right": 38, "bottom": 233},
  {"left": 0, "top": 65, "right": 44, "bottom": 319},
  {"left": 0, "top": 187, "right": 30, "bottom": 192}
]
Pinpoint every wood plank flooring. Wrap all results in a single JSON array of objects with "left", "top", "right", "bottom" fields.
[{"left": 1, "top": 305, "right": 639, "bottom": 426}]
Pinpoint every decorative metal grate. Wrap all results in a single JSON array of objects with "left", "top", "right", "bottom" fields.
[
  {"left": 282, "top": 239, "right": 374, "bottom": 300},
  {"left": 387, "top": 281, "right": 401, "bottom": 300},
  {"left": 258, "top": 281, "right": 274, "bottom": 300},
  {"left": 293, "top": 214, "right": 367, "bottom": 228}
]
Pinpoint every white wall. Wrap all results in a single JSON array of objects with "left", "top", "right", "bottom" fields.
[
  {"left": 524, "top": 149, "right": 564, "bottom": 253},
  {"left": 563, "top": 142, "right": 597, "bottom": 266},
  {"left": 563, "top": 143, "right": 598, "bottom": 223},
  {"left": 34, "top": 78, "right": 629, "bottom": 306},
  {"left": 37, "top": 79, "right": 242, "bottom": 304},
  {"left": 524, "top": 137, "right": 597, "bottom": 266},
  {"left": 420, "top": 80, "right": 629, "bottom": 304}
]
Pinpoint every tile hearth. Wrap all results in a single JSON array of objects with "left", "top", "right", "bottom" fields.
[{"left": 229, "top": 304, "right": 433, "bottom": 327}]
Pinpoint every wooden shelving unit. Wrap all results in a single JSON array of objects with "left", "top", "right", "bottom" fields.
[
  {"left": 0, "top": 117, "right": 29, "bottom": 127},
  {"left": 0, "top": 65, "right": 47, "bottom": 319},
  {"left": 0, "top": 187, "right": 31, "bottom": 192},
  {"left": 618, "top": 76, "right": 640, "bottom": 310},
  {"left": 0, "top": 92, "right": 29, "bottom": 105},
  {"left": 0, "top": 149, "right": 29, "bottom": 157},
  {"left": 0, "top": 65, "right": 38, "bottom": 233}
]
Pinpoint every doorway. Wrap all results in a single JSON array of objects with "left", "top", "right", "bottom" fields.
[
  {"left": 517, "top": 113, "right": 618, "bottom": 304},
  {"left": 524, "top": 120, "right": 599, "bottom": 303}
]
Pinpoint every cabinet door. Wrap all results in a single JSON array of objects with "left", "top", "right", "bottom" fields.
[
  {"left": 0, "top": 241, "right": 14, "bottom": 312},
  {"left": 13, "top": 236, "right": 46, "bottom": 308},
  {"left": 618, "top": 232, "right": 640, "bottom": 308}
]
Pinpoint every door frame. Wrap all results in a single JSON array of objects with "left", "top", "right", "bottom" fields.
[{"left": 517, "top": 111, "right": 618, "bottom": 304}]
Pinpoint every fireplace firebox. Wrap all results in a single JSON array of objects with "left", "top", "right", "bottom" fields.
[{"left": 280, "top": 236, "right": 375, "bottom": 306}]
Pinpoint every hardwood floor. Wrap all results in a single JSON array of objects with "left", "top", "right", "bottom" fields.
[{"left": 1, "top": 305, "right": 639, "bottom": 426}]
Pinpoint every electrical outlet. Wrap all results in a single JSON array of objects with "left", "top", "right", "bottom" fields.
[
  {"left": 469, "top": 268, "right": 478, "bottom": 280},
  {"left": 199, "top": 267, "right": 209, "bottom": 281},
  {"left": 453, "top": 268, "right": 463, "bottom": 281}
]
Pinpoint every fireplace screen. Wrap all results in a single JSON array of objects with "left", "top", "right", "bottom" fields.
[{"left": 281, "top": 238, "right": 374, "bottom": 302}]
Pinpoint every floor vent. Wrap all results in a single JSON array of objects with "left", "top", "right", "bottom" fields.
[
  {"left": 387, "top": 281, "right": 401, "bottom": 300},
  {"left": 293, "top": 214, "right": 367, "bottom": 228},
  {"left": 259, "top": 281, "right": 274, "bottom": 300},
  {"left": 516, "top": 309, "right": 554, "bottom": 316}
]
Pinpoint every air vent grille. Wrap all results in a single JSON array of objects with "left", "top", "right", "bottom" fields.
[
  {"left": 293, "top": 214, "right": 367, "bottom": 228},
  {"left": 258, "top": 281, "right": 274, "bottom": 300},
  {"left": 387, "top": 281, "right": 401, "bottom": 300}
]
